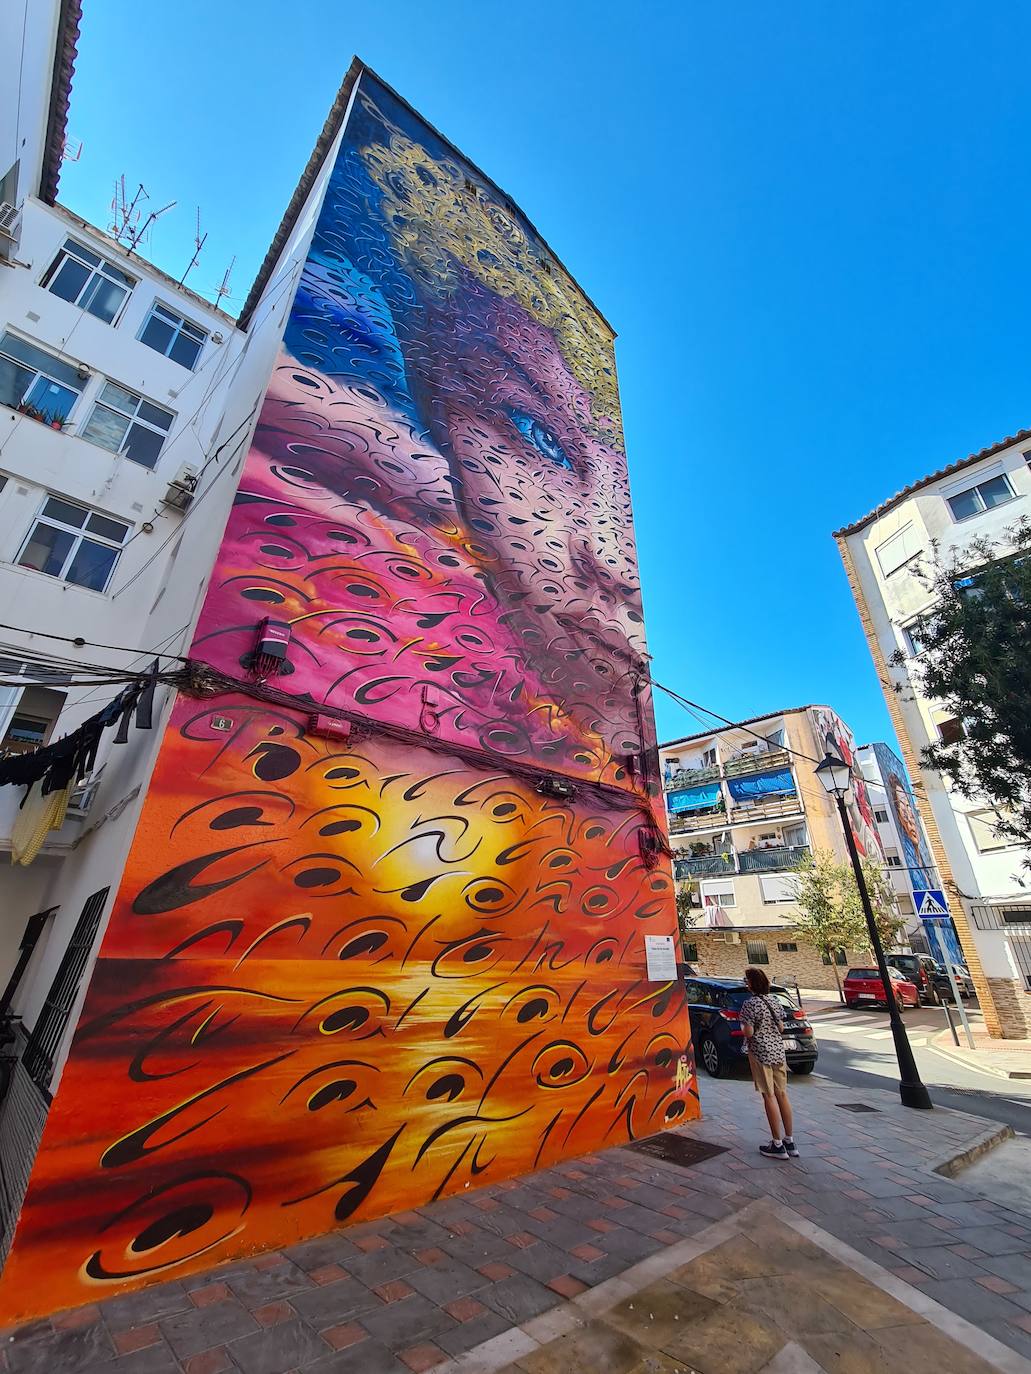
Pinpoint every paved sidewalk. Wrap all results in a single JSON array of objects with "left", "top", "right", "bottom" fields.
[
  {"left": 3, "top": 1073, "right": 1031, "bottom": 1373},
  {"left": 930, "top": 1028, "right": 1031, "bottom": 1080}
]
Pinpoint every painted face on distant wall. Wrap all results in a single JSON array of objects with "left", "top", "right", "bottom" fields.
[
  {"left": 890, "top": 774, "right": 921, "bottom": 848},
  {"left": 192, "top": 90, "right": 648, "bottom": 787}
]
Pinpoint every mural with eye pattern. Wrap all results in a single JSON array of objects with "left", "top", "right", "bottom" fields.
[{"left": 0, "top": 70, "right": 695, "bottom": 1319}]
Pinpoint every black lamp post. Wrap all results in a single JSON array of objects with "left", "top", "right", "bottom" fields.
[{"left": 815, "top": 752, "right": 933, "bottom": 1111}]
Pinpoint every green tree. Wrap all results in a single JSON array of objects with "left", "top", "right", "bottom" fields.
[
  {"left": 675, "top": 880, "right": 698, "bottom": 950},
  {"left": 792, "top": 849, "right": 906, "bottom": 1002},
  {"left": 890, "top": 517, "right": 1031, "bottom": 848}
]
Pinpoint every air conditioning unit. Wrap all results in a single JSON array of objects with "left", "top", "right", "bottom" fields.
[
  {"left": 163, "top": 463, "right": 199, "bottom": 512},
  {"left": 0, "top": 202, "right": 19, "bottom": 238},
  {"left": 728, "top": 932, "right": 742, "bottom": 944}
]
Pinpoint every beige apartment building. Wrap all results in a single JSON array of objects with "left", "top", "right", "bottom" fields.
[
  {"left": 661, "top": 705, "right": 888, "bottom": 991},
  {"left": 835, "top": 431, "right": 1031, "bottom": 1038}
]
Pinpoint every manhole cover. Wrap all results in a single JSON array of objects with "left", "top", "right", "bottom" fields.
[
  {"left": 837, "top": 1102, "right": 880, "bottom": 1113},
  {"left": 626, "top": 1132, "right": 728, "bottom": 1167}
]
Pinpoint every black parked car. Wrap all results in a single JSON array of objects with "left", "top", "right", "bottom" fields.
[
  {"left": 683, "top": 975, "right": 819, "bottom": 1078},
  {"left": 886, "top": 953, "right": 939, "bottom": 1005},
  {"left": 933, "top": 963, "right": 977, "bottom": 1001}
]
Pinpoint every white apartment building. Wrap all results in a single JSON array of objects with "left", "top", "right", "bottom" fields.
[
  {"left": 661, "top": 705, "right": 889, "bottom": 991},
  {"left": 836, "top": 432, "right": 1031, "bottom": 1038},
  {"left": 0, "top": 0, "right": 345, "bottom": 1109}
]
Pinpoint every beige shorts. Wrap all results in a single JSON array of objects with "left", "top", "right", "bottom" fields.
[{"left": 749, "top": 1055, "right": 788, "bottom": 1095}]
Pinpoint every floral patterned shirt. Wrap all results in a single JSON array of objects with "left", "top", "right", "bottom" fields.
[{"left": 740, "top": 994, "right": 786, "bottom": 1066}]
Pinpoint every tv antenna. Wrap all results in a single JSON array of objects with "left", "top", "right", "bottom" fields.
[
  {"left": 61, "top": 136, "right": 83, "bottom": 163},
  {"left": 214, "top": 254, "right": 236, "bottom": 308},
  {"left": 110, "top": 178, "right": 147, "bottom": 243},
  {"left": 179, "top": 207, "right": 207, "bottom": 286},
  {"left": 126, "top": 198, "right": 176, "bottom": 255}
]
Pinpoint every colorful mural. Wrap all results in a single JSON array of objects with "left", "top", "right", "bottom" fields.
[
  {"left": 811, "top": 706, "right": 882, "bottom": 859},
  {"left": 0, "top": 71, "right": 693, "bottom": 1319},
  {"left": 868, "top": 741, "right": 935, "bottom": 887}
]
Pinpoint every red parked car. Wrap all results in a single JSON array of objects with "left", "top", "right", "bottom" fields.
[{"left": 843, "top": 965, "right": 920, "bottom": 1011}]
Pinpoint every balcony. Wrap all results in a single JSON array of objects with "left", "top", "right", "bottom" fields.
[
  {"left": 663, "top": 763, "right": 719, "bottom": 791},
  {"left": 723, "top": 746, "right": 790, "bottom": 779},
  {"left": 738, "top": 844, "right": 810, "bottom": 874},
  {"left": 669, "top": 808, "right": 728, "bottom": 835},
  {"left": 727, "top": 794, "right": 802, "bottom": 823},
  {"left": 674, "top": 852, "right": 735, "bottom": 878}
]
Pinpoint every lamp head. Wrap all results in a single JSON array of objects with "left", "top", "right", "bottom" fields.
[{"left": 815, "top": 751, "right": 852, "bottom": 798}]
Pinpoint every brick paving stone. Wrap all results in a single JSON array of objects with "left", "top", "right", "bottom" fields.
[
  {"left": 7, "top": 1321, "right": 115, "bottom": 1374},
  {"left": 113, "top": 1325, "right": 162, "bottom": 1354},
  {"left": 899, "top": 1249, "right": 982, "bottom": 1282},
  {"left": 308, "top": 1265, "right": 348, "bottom": 1287},
  {"left": 51, "top": 1305, "right": 101, "bottom": 1330},
  {"left": 289, "top": 1277, "right": 381, "bottom": 1330},
  {"left": 159, "top": 1300, "right": 259, "bottom": 1360},
  {"left": 405, "top": 1259, "right": 486, "bottom": 1305},
  {"left": 252, "top": 1254, "right": 285, "bottom": 1272},
  {"left": 504, "top": 1230, "right": 537, "bottom": 1250},
  {"left": 960, "top": 1226, "right": 1031, "bottom": 1256},
  {"left": 353, "top": 1235, "right": 390, "bottom": 1253},
  {"left": 322, "top": 1323, "right": 367, "bottom": 1351},
  {"left": 225, "top": 1262, "right": 313, "bottom": 1309},
  {"left": 345, "top": 1247, "right": 420, "bottom": 1289},
  {"left": 477, "top": 1261, "right": 514, "bottom": 1281},
  {"left": 227, "top": 1319, "right": 328, "bottom": 1374},
  {"left": 504, "top": 1240, "right": 574, "bottom": 1284},
  {"left": 283, "top": 1237, "right": 358, "bottom": 1273},
  {"left": 891, "top": 1265, "right": 931, "bottom": 1284},
  {"left": 435, "top": 1309, "right": 511, "bottom": 1359},
  {"left": 189, "top": 1285, "right": 231, "bottom": 1309},
  {"left": 252, "top": 1302, "right": 294, "bottom": 1327},
  {"left": 308, "top": 1343, "right": 407, "bottom": 1372},
  {"left": 546, "top": 1275, "right": 587, "bottom": 1298},
  {"left": 442, "top": 1297, "right": 485, "bottom": 1323},
  {"left": 570, "top": 1243, "right": 605, "bottom": 1262},
  {"left": 412, "top": 1249, "right": 446, "bottom": 1267},
  {"left": 373, "top": 1281, "right": 414, "bottom": 1305},
  {"left": 479, "top": 1272, "right": 560, "bottom": 1325},
  {"left": 916, "top": 1276, "right": 1027, "bottom": 1326},
  {"left": 358, "top": 1294, "right": 455, "bottom": 1351},
  {"left": 102, "top": 1285, "right": 192, "bottom": 1329},
  {"left": 182, "top": 1351, "right": 233, "bottom": 1374},
  {"left": 979, "top": 1274, "right": 1021, "bottom": 1295},
  {"left": 89, "top": 1347, "right": 181, "bottom": 1374},
  {"left": 397, "top": 1342, "right": 446, "bottom": 1371}
]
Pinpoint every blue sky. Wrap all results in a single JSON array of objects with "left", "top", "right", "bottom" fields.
[{"left": 59, "top": 1, "right": 1031, "bottom": 755}]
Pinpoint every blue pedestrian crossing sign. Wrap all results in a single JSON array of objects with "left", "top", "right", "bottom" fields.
[{"left": 913, "top": 888, "right": 949, "bottom": 918}]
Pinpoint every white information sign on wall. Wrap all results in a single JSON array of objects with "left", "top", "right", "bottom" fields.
[{"left": 644, "top": 934, "right": 678, "bottom": 982}]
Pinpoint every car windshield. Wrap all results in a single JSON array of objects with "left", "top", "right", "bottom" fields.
[
  {"left": 723, "top": 988, "right": 797, "bottom": 1013},
  {"left": 846, "top": 969, "right": 879, "bottom": 980}
]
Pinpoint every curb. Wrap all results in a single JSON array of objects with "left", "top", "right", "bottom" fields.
[
  {"left": 928, "top": 1033, "right": 1031, "bottom": 1080},
  {"left": 929, "top": 1121, "right": 1015, "bottom": 1178}
]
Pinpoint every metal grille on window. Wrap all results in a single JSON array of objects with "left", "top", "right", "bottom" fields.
[
  {"left": 22, "top": 888, "right": 109, "bottom": 1097},
  {"left": 746, "top": 940, "right": 769, "bottom": 965}
]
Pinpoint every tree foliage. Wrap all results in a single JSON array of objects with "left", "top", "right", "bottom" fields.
[
  {"left": 891, "top": 517, "right": 1031, "bottom": 847},
  {"left": 792, "top": 848, "right": 906, "bottom": 968},
  {"left": 675, "top": 881, "right": 698, "bottom": 946}
]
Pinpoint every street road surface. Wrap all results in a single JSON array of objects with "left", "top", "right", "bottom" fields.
[{"left": 806, "top": 1002, "right": 1031, "bottom": 1136}]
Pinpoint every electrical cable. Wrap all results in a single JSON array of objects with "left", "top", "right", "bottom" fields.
[{"left": 0, "top": 621, "right": 188, "bottom": 661}]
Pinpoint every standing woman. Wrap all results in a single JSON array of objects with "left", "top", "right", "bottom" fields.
[{"left": 740, "top": 968, "right": 798, "bottom": 1160}]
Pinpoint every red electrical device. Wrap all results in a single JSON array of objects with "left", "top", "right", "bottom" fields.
[{"left": 307, "top": 714, "right": 352, "bottom": 743}]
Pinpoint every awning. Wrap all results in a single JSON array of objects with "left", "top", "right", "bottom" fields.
[
  {"left": 726, "top": 768, "right": 795, "bottom": 802},
  {"left": 667, "top": 781, "right": 722, "bottom": 814}
]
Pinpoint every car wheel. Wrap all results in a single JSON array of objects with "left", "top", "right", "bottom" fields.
[
  {"left": 699, "top": 1035, "right": 724, "bottom": 1078},
  {"left": 845, "top": 1000, "right": 859, "bottom": 1009},
  {"left": 895, "top": 996, "right": 905, "bottom": 1014},
  {"left": 789, "top": 1062, "right": 815, "bottom": 1076}
]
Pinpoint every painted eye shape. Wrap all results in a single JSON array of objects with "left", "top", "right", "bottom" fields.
[{"left": 508, "top": 410, "right": 573, "bottom": 470}]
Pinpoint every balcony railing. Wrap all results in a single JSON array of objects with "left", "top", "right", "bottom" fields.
[
  {"left": 727, "top": 794, "right": 802, "bottom": 823},
  {"left": 723, "top": 746, "right": 791, "bottom": 779},
  {"left": 663, "top": 764, "right": 719, "bottom": 791},
  {"left": 738, "top": 844, "right": 810, "bottom": 874},
  {"left": 668, "top": 809, "right": 729, "bottom": 835},
  {"left": 674, "top": 853, "right": 736, "bottom": 878}
]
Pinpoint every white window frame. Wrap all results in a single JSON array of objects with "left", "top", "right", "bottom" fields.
[
  {"left": 0, "top": 331, "right": 86, "bottom": 424},
  {"left": 759, "top": 874, "right": 801, "bottom": 904},
  {"left": 137, "top": 301, "right": 207, "bottom": 370},
  {"left": 700, "top": 878, "right": 736, "bottom": 908},
  {"left": 41, "top": 237, "right": 135, "bottom": 324},
  {"left": 16, "top": 495, "right": 131, "bottom": 593},
  {"left": 81, "top": 381, "right": 174, "bottom": 468},
  {"left": 967, "top": 809, "right": 1020, "bottom": 854},
  {"left": 945, "top": 470, "right": 1016, "bottom": 523}
]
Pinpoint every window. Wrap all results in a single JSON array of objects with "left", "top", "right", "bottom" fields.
[
  {"left": 875, "top": 523, "right": 921, "bottom": 577},
  {"left": 886, "top": 854, "right": 902, "bottom": 867},
  {"left": 138, "top": 302, "right": 206, "bottom": 369},
  {"left": 874, "top": 808, "right": 889, "bottom": 823},
  {"left": 759, "top": 874, "right": 800, "bottom": 903},
  {"left": 41, "top": 238, "right": 135, "bottom": 323},
  {"left": 937, "top": 716, "right": 965, "bottom": 746},
  {"left": 777, "top": 941, "right": 798, "bottom": 953},
  {"left": 968, "top": 809, "right": 1019, "bottom": 853},
  {"left": 700, "top": 879, "right": 735, "bottom": 908},
  {"left": 822, "top": 948, "right": 848, "bottom": 966},
  {"left": 81, "top": 382, "right": 174, "bottom": 468},
  {"left": 946, "top": 473, "right": 1015, "bottom": 522},
  {"left": 17, "top": 496, "right": 130, "bottom": 592},
  {"left": 746, "top": 940, "right": 769, "bottom": 965},
  {"left": 683, "top": 943, "right": 698, "bottom": 964},
  {"left": 782, "top": 822, "right": 807, "bottom": 848},
  {"left": 0, "top": 332, "right": 85, "bottom": 423},
  {"left": 684, "top": 980, "right": 713, "bottom": 1006},
  {"left": 0, "top": 686, "right": 66, "bottom": 757}
]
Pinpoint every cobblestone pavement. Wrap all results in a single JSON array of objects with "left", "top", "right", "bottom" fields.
[{"left": 2, "top": 1073, "right": 1030, "bottom": 1373}]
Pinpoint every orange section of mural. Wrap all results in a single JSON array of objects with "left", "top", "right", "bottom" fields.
[
  {"left": 0, "top": 70, "right": 695, "bottom": 1320},
  {"left": 0, "top": 698, "right": 692, "bottom": 1317}
]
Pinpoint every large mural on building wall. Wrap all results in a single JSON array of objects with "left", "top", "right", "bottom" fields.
[
  {"left": 811, "top": 706, "right": 882, "bottom": 859},
  {"left": 0, "top": 71, "right": 693, "bottom": 1319}
]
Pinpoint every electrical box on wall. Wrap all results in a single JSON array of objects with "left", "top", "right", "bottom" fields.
[
  {"left": 307, "top": 714, "right": 351, "bottom": 743},
  {"left": 253, "top": 618, "right": 291, "bottom": 677}
]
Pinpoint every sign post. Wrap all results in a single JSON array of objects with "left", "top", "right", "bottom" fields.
[{"left": 916, "top": 894, "right": 976, "bottom": 1050}]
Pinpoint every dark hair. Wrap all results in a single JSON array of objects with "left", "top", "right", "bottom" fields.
[{"left": 744, "top": 967, "right": 770, "bottom": 995}]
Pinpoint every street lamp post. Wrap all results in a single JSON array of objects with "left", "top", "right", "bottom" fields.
[{"left": 815, "top": 752, "right": 933, "bottom": 1111}]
